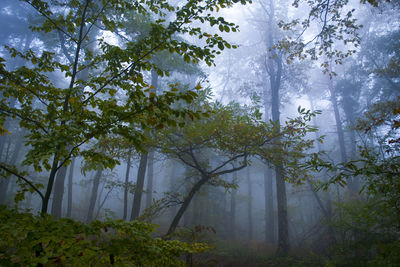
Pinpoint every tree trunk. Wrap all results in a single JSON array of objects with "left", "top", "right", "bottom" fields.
[
  {"left": 264, "top": 166, "right": 275, "bottom": 243},
  {"left": 145, "top": 150, "right": 154, "bottom": 208},
  {"left": 166, "top": 175, "right": 209, "bottom": 236},
  {"left": 230, "top": 172, "right": 237, "bottom": 239},
  {"left": 0, "top": 33, "right": 32, "bottom": 158},
  {"left": 86, "top": 167, "right": 102, "bottom": 223},
  {"left": 168, "top": 160, "right": 179, "bottom": 220},
  {"left": 66, "top": 157, "right": 75, "bottom": 218},
  {"left": 263, "top": 0, "right": 289, "bottom": 253},
  {"left": 130, "top": 153, "right": 148, "bottom": 221},
  {"left": 51, "top": 165, "right": 68, "bottom": 218},
  {"left": 327, "top": 76, "right": 347, "bottom": 163},
  {"left": 123, "top": 150, "right": 132, "bottom": 220},
  {"left": 275, "top": 165, "right": 289, "bottom": 254},
  {"left": 0, "top": 132, "right": 23, "bottom": 204},
  {"left": 247, "top": 167, "right": 253, "bottom": 240}
]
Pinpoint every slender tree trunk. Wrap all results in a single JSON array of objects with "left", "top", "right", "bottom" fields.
[
  {"left": 230, "top": 172, "right": 237, "bottom": 239},
  {"left": 0, "top": 132, "right": 24, "bottom": 204},
  {"left": 327, "top": 76, "right": 347, "bottom": 163},
  {"left": 167, "top": 175, "right": 209, "bottom": 236},
  {"left": 86, "top": 167, "right": 102, "bottom": 223},
  {"left": 66, "top": 157, "right": 75, "bottom": 218},
  {"left": 192, "top": 193, "right": 200, "bottom": 226},
  {"left": 263, "top": 0, "right": 289, "bottom": 253},
  {"left": 264, "top": 166, "right": 274, "bottom": 243},
  {"left": 145, "top": 150, "right": 154, "bottom": 208},
  {"left": 130, "top": 153, "right": 148, "bottom": 220},
  {"left": 306, "top": 178, "right": 336, "bottom": 244},
  {"left": 169, "top": 160, "right": 179, "bottom": 220},
  {"left": 123, "top": 150, "right": 132, "bottom": 220},
  {"left": 308, "top": 95, "right": 323, "bottom": 152},
  {"left": 247, "top": 167, "right": 253, "bottom": 240},
  {"left": 275, "top": 165, "right": 289, "bottom": 253},
  {"left": 183, "top": 167, "right": 192, "bottom": 226},
  {"left": 0, "top": 33, "right": 32, "bottom": 158}
]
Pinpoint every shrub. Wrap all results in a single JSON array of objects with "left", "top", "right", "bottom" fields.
[{"left": 0, "top": 206, "right": 209, "bottom": 266}]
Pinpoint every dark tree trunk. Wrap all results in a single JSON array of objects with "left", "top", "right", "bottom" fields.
[
  {"left": 123, "top": 150, "right": 132, "bottom": 220},
  {"left": 51, "top": 165, "right": 68, "bottom": 218},
  {"left": 166, "top": 175, "right": 209, "bottom": 236},
  {"left": 130, "top": 153, "right": 148, "bottom": 221},
  {"left": 145, "top": 150, "right": 154, "bottom": 208},
  {"left": 86, "top": 167, "right": 102, "bottom": 223},
  {"left": 42, "top": 158, "right": 60, "bottom": 214},
  {"left": 247, "top": 167, "right": 253, "bottom": 240},
  {"left": 66, "top": 157, "right": 75, "bottom": 218}
]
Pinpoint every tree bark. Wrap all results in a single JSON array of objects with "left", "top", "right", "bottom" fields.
[
  {"left": 264, "top": 166, "right": 275, "bottom": 243},
  {"left": 123, "top": 150, "right": 132, "bottom": 220},
  {"left": 261, "top": 0, "right": 289, "bottom": 252},
  {"left": 51, "top": 165, "right": 68, "bottom": 218},
  {"left": 130, "top": 153, "right": 148, "bottom": 220},
  {"left": 247, "top": 167, "right": 253, "bottom": 240},
  {"left": 145, "top": 150, "right": 154, "bottom": 208},
  {"left": 0, "top": 132, "right": 23, "bottom": 204},
  {"left": 230, "top": 172, "right": 237, "bottom": 239},
  {"left": 327, "top": 76, "right": 347, "bottom": 163},
  {"left": 86, "top": 167, "right": 102, "bottom": 223},
  {"left": 66, "top": 157, "right": 75, "bottom": 218}
]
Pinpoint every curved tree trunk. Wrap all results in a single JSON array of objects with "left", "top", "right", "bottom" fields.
[{"left": 166, "top": 175, "right": 209, "bottom": 236}]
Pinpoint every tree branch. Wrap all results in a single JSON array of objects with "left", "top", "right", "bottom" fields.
[{"left": 0, "top": 163, "right": 44, "bottom": 200}]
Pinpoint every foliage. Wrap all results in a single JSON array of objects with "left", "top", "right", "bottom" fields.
[
  {"left": 258, "top": 106, "right": 323, "bottom": 184},
  {"left": 327, "top": 198, "right": 400, "bottom": 267},
  {"left": 0, "top": 0, "right": 248, "bottom": 213},
  {"left": 0, "top": 206, "right": 209, "bottom": 266},
  {"left": 315, "top": 98, "right": 400, "bottom": 221},
  {"left": 306, "top": 98, "right": 400, "bottom": 265},
  {"left": 276, "top": 0, "right": 394, "bottom": 73}
]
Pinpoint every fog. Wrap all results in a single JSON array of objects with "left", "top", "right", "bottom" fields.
[{"left": 0, "top": 0, "right": 399, "bottom": 266}]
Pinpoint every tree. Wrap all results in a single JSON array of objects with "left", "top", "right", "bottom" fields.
[
  {"left": 0, "top": 0, "right": 246, "bottom": 214},
  {"left": 158, "top": 100, "right": 320, "bottom": 236},
  {"left": 158, "top": 101, "right": 267, "bottom": 235}
]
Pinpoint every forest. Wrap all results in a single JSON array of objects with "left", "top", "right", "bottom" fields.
[{"left": 0, "top": 0, "right": 399, "bottom": 266}]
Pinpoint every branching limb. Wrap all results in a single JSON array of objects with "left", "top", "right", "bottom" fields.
[{"left": 0, "top": 163, "right": 44, "bottom": 200}]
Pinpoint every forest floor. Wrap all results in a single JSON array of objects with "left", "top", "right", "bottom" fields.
[{"left": 189, "top": 240, "right": 329, "bottom": 267}]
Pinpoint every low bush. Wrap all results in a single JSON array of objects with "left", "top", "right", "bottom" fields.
[{"left": 0, "top": 206, "right": 209, "bottom": 266}]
